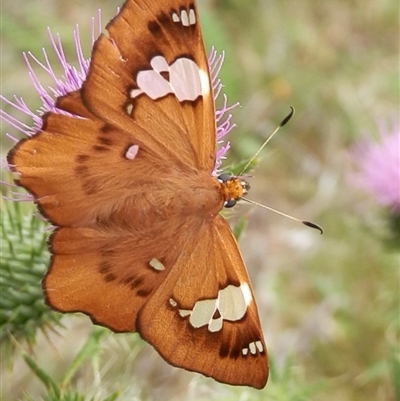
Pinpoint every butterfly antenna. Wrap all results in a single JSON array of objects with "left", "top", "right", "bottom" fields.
[
  {"left": 238, "top": 107, "right": 295, "bottom": 177},
  {"left": 241, "top": 197, "right": 323, "bottom": 234}
]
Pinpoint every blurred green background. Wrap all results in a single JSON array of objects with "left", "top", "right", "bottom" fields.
[{"left": 1, "top": 0, "right": 399, "bottom": 400}]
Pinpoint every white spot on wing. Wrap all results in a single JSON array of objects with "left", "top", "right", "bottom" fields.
[
  {"left": 130, "top": 88, "right": 143, "bottom": 98},
  {"left": 151, "top": 56, "right": 169, "bottom": 73},
  {"left": 208, "top": 316, "right": 223, "bottom": 332},
  {"left": 169, "top": 298, "right": 177, "bottom": 307},
  {"left": 256, "top": 340, "right": 263, "bottom": 352},
  {"left": 149, "top": 258, "right": 165, "bottom": 271},
  {"left": 199, "top": 68, "right": 210, "bottom": 97},
  {"left": 189, "top": 8, "right": 196, "bottom": 25},
  {"left": 136, "top": 69, "right": 171, "bottom": 99},
  {"left": 249, "top": 342, "right": 257, "bottom": 355},
  {"left": 218, "top": 285, "right": 247, "bottom": 322},
  {"left": 172, "top": 13, "right": 180, "bottom": 22},
  {"left": 240, "top": 282, "right": 253, "bottom": 307},
  {"left": 130, "top": 56, "right": 203, "bottom": 102},
  {"left": 126, "top": 104, "right": 133, "bottom": 115},
  {"left": 125, "top": 145, "right": 139, "bottom": 160},
  {"left": 189, "top": 299, "right": 217, "bottom": 328},
  {"left": 180, "top": 10, "right": 189, "bottom": 26},
  {"left": 170, "top": 58, "right": 202, "bottom": 101},
  {"left": 179, "top": 309, "right": 191, "bottom": 317},
  {"left": 242, "top": 348, "right": 249, "bottom": 356},
  {"left": 181, "top": 284, "right": 251, "bottom": 332}
]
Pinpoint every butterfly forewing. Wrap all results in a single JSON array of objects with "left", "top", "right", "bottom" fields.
[
  {"left": 9, "top": 111, "right": 173, "bottom": 227},
  {"left": 83, "top": 0, "right": 216, "bottom": 172},
  {"left": 137, "top": 216, "right": 268, "bottom": 388},
  {"left": 6, "top": 0, "right": 269, "bottom": 389}
]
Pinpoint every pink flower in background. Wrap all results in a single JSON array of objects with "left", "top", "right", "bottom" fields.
[{"left": 350, "top": 119, "right": 400, "bottom": 213}]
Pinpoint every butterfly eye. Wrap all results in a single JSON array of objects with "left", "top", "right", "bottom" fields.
[
  {"left": 224, "top": 199, "right": 237, "bottom": 208},
  {"left": 241, "top": 180, "right": 251, "bottom": 193},
  {"left": 217, "top": 173, "right": 233, "bottom": 183}
]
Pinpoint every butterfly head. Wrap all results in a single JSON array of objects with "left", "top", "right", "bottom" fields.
[{"left": 218, "top": 174, "right": 250, "bottom": 208}]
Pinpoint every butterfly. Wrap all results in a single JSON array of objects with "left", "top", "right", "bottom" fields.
[{"left": 7, "top": 0, "right": 268, "bottom": 389}]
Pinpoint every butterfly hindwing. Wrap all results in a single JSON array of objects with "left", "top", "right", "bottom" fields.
[{"left": 44, "top": 224, "right": 179, "bottom": 332}]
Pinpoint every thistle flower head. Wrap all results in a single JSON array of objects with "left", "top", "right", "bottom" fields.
[
  {"left": 0, "top": 11, "right": 235, "bottom": 177},
  {"left": 350, "top": 119, "right": 400, "bottom": 213}
]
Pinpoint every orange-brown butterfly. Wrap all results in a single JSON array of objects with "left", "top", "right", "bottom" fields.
[{"left": 5, "top": 0, "right": 268, "bottom": 389}]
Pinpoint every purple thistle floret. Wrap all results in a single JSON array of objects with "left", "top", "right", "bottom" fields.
[
  {"left": 0, "top": 11, "right": 236, "bottom": 180},
  {"left": 350, "top": 119, "right": 400, "bottom": 213}
]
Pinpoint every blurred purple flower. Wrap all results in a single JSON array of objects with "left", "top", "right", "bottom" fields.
[
  {"left": 350, "top": 119, "right": 400, "bottom": 213},
  {"left": 0, "top": 10, "right": 235, "bottom": 177}
]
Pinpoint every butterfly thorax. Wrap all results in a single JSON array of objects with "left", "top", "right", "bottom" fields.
[
  {"left": 106, "top": 171, "right": 227, "bottom": 229},
  {"left": 218, "top": 174, "right": 250, "bottom": 208}
]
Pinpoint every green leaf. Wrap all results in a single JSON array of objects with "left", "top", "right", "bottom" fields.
[
  {"left": 61, "top": 327, "right": 107, "bottom": 387},
  {"left": 0, "top": 188, "right": 62, "bottom": 354},
  {"left": 24, "top": 353, "right": 60, "bottom": 398}
]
